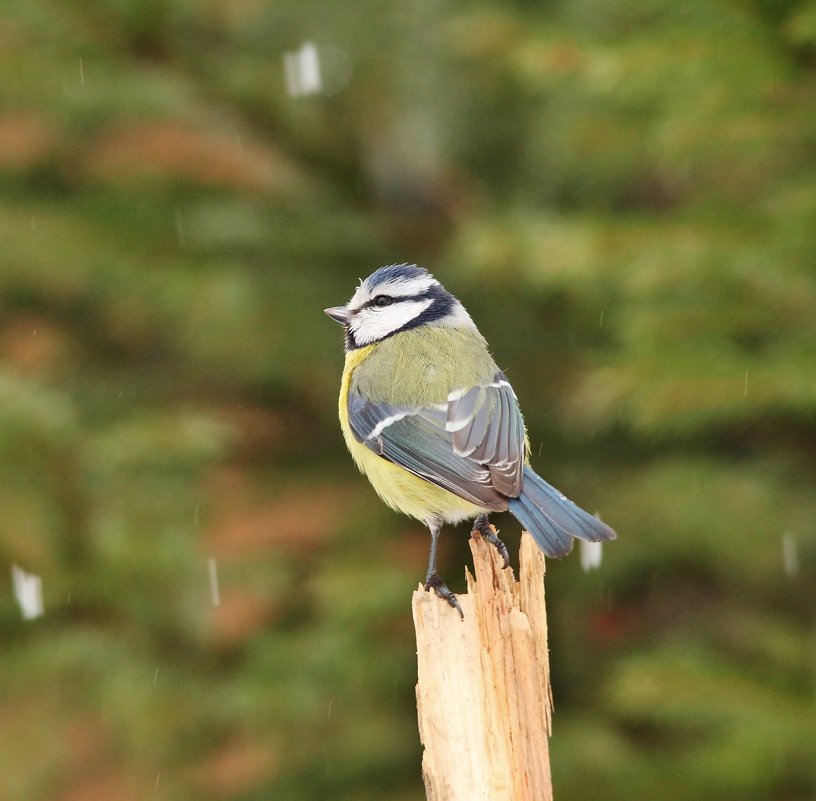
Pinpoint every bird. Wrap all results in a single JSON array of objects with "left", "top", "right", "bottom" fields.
[{"left": 325, "top": 263, "right": 616, "bottom": 616}]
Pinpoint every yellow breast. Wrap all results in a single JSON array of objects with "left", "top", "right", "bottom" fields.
[{"left": 339, "top": 346, "right": 485, "bottom": 524}]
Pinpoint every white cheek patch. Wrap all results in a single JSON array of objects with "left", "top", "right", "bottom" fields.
[{"left": 349, "top": 298, "right": 433, "bottom": 345}]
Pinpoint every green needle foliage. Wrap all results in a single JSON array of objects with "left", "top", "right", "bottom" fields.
[{"left": 0, "top": 1, "right": 814, "bottom": 799}]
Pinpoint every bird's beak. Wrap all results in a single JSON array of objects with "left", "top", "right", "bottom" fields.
[{"left": 324, "top": 305, "right": 350, "bottom": 325}]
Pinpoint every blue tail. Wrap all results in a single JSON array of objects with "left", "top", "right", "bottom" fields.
[{"left": 508, "top": 466, "right": 616, "bottom": 558}]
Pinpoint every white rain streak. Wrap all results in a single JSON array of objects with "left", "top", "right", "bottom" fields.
[
  {"left": 579, "top": 540, "right": 603, "bottom": 572},
  {"left": 284, "top": 42, "right": 322, "bottom": 97},
  {"left": 11, "top": 564, "right": 44, "bottom": 620},
  {"left": 781, "top": 533, "right": 799, "bottom": 577},
  {"left": 208, "top": 557, "right": 221, "bottom": 607}
]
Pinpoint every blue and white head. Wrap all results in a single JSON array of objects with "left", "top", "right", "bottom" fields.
[{"left": 325, "top": 264, "right": 477, "bottom": 350}]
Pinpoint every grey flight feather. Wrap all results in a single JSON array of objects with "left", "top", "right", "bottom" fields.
[
  {"left": 347, "top": 370, "right": 617, "bottom": 557},
  {"left": 346, "top": 370, "right": 525, "bottom": 509}
]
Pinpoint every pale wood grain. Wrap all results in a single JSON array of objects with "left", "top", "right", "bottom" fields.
[{"left": 412, "top": 531, "right": 553, "bottom": 801}]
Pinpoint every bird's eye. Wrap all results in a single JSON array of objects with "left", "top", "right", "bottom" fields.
[{"left": 373, "top": 295, "right": 392, "bottom": 307}]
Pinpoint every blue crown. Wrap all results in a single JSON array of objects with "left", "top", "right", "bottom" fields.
[{"left": 364, "top": 263, "right": 431, "bottom": 290}]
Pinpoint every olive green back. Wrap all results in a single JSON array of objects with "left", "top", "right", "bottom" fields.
[{"left": 350, "top": 327, "right": 498, "bottom": 406}]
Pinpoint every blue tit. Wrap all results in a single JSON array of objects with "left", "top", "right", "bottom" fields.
[{"left": 325, "top": 263, "right": 616, "bottom": 616}]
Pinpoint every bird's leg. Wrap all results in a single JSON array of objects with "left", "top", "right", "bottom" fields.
[
  {"left": 471, "top": 513, "right": 510, "bottom": 569},
  {"left": 423, "top": 518, "right": 463, "bottom": 619}
]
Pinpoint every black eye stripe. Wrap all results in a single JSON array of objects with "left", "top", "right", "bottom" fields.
[{"left": 364, "top": 292, "right": 425, "bottom": 309}]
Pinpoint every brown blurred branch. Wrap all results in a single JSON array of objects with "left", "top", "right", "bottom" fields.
[{"left": 412, "top": 531, "right": 553, "bottom": 801}]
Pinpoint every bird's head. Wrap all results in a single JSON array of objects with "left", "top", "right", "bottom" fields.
[{"left": 325, "top": 264, "right": 477, "bottom": 350}]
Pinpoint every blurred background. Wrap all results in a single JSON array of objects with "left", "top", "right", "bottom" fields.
[{"left": 1, "top": 1, "right": 815, "bottom": 799}]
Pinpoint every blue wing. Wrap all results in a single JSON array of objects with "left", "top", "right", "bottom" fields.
[{"left": 347, "top": 371, "right": 525, "bottom": 510}]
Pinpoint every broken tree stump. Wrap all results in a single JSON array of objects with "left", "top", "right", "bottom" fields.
[{"left": 412, "top": 531, "right": 553, "bottom": 801}]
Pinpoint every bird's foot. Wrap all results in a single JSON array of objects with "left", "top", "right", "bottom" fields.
[
  {"left": 424, "top": 572, "right": 463, "bottom": 619},
  {"left": 471, "top": 514, "right": 510, "bottom": 569}
]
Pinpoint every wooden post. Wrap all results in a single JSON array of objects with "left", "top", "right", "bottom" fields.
[{"left": 412, "top": 531, "right": 553, "bottom": 801}]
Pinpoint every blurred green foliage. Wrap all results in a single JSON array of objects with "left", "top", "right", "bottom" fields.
[{"left": 1, "top": 0, "right": 815, "bottom": 799}]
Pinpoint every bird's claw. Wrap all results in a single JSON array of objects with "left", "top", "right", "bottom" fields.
[
  {"left": 424, "top": 572, "right": 464, "bottom": 619},
  {"left": 471, "top": 515, "right": 510, "bottom": 569}
]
